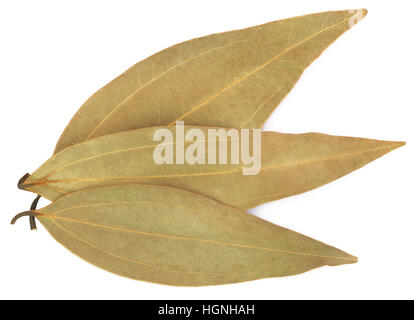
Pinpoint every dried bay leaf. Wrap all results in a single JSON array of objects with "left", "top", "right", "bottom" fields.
[
  {"left": 20, "top": 126, "right": 404, "bottom": 209},
  {"left": 54, "top": 9, "right": 367, "bottom": 154},
  {"left": 13, "top": 184, "right": 357, "bottom": 285}
]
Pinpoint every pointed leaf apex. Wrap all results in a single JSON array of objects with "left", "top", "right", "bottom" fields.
[
  {"left": 387, "top": 140, "right": 406, "bottom": 150},
  {"left": 361, "top": 8, "right": 368, "bottom": 18},
  {"left": 348, "top": 9, "right": 368, "bottom": 28}
]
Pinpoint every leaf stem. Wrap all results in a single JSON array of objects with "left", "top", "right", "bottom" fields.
[
  {"left": 11, "top": 211, "right": 37, "bottom": 226},
  {"left": 17, "top": 173, "right": 30, "bottom": 190},
  {"left": 29, "top": 195, "right": 41, "bottom": 230}
]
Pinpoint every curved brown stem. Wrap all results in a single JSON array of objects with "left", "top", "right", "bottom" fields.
[
  {"left": 18, "top": 173, "right": 30, "bottom": 190},
  {"left": 29, "top": 195, "right": 41, "bottom": 230},
  {"left": 16, "top": 173, "right": 41, "bottom": 230},
  {"left": 11, "top": 211, "right": 37, "bottom": 226}
]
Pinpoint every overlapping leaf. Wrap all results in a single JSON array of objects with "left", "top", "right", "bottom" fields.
[
  {"left": 20, "top": 126, "right": 404, "bottom": 209},
  {"left": 54, "top": 9, "right": 367, "bottom": 154},
  {"left": 24, "top": 184, "right": 357, "bottom": 286}
]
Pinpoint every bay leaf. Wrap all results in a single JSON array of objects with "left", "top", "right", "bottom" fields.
[
  {"left": 54, "top": 9, "right": 367, "bottom": 154},
  {"left": 13, "top": 184, "right": 357, "bottom": 286},
  {"left": 20, "top": 126, "right": 404, "bottom": 209}
]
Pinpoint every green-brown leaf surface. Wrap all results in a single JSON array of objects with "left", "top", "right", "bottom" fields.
[
  {"left": 21, "top": 126, "right": 404, "bottom": 209},
  {"left": 54, "top": 9, "right": 367, "bottom": 154},
  {"left": 34, "top": 184, "right": 356, "bottom": 286}
]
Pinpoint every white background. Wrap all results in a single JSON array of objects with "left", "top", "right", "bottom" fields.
[{"left": 0, "top": 0, "right": 412, "bottom": 300}]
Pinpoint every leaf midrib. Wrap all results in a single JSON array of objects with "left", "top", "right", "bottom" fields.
[
  {"left": 42, "top": 213, "right": 354, "bottom": 262},
  {"left": 27, "top": 144, "right": 396, "bottom": 187}
]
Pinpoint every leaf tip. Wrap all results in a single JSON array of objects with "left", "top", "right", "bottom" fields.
[
  {"left": 348, "top": 9, "right": 368, "bottom": 28},
  {"left": 375, "top": 139, "right": 406, "bottom": 153},
  {"left": 389, "top": 140, "right": 406, "bottom": 150},
  {"left": 329, "top": 252, "right": 358, "bottom": 266},
  {"left": 340, "top": 254, "right": 358, "bottom": 265},
  {"left": 362, "top": 8, "right": 368, "bottom": 18}
]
